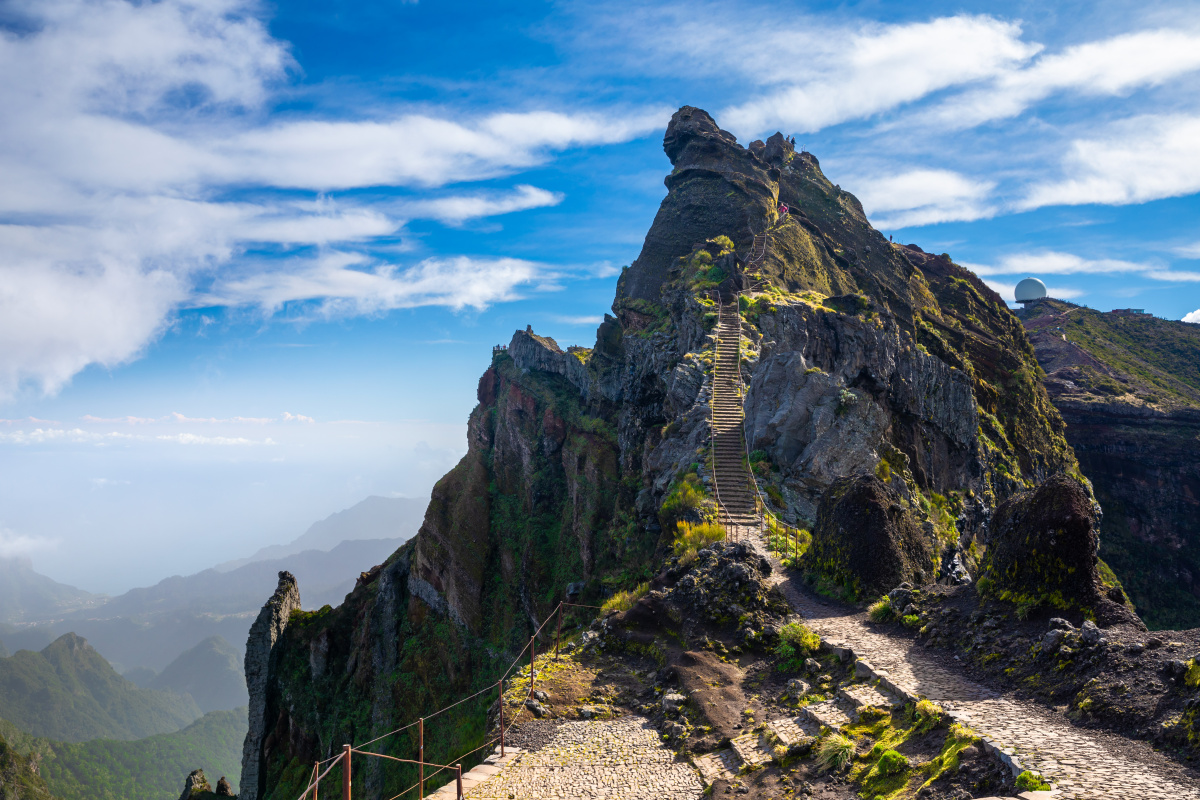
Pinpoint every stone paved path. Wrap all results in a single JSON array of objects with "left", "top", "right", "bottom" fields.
[
  {"left": 463, "top": 717, "right": 702, "bottom": 800},
  {"left": 764, "top": 544, "right": 1200, "bottom": 800}
]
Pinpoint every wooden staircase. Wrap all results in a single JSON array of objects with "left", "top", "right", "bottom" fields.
[{"left": 711, "top": 300, "right": 760, "bottom": 538}]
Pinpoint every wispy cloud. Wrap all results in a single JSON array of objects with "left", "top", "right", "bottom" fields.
[
  {"left": 966, "top": 251, "right": 1156, "bottom": 276},
  {"left": 851, "top": 169, "right": 995, "bottom": 228},
  {"left": 156, "top": 433, "right": 274, "bottom": 445},
  {"left": 1022, "top": 115, "right": 1200, "bottom": 209},
  {"left": 720, "top": 15, "right": 1037, "bottom": 135},
  {"left": 205, "top": 253, "right": 547, "bottom": 315},
  {"left": 0, "top": 527, "right": 57, "bottom": 558},
  {"left": 404, "top": 185, "right": 564, "bottom": 226},
  {"left": 926, "top": 28, "right": 1200, "bottom": 129}
]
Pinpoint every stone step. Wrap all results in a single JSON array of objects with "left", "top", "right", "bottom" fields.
[
  {"left": 766, "top": 716, "right": 820, "bottom": 747},
  {"left": 693, "top": 748, "right": 739, "bottom": 784},
  {"left": 798, "top": 698, "right": 855, "bottom": 732},
  {"left": 838, "top": 683, "right": 904, "bottom": 714},
  {"left": 730, "top": 731, "right": 773, "bottom": 768}
]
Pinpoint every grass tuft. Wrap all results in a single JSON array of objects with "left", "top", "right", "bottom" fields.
[
  {"left": 601, "top": 582, "right": 649, "bottom": 613},
  {"left": 814, "top": 733, "right": 854, "bottom": 772}
]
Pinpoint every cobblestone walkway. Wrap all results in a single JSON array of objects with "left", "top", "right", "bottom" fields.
[
  {"left": 464, "top": 718, "right": 703, "bottom": 800},
  {"left": 766, "top": 548, "right": 1200, "bottom": 800}
]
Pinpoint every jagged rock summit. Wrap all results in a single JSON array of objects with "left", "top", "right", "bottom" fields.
[{"left": 240, "top": 107, "right": 1155, "bottom": 800}]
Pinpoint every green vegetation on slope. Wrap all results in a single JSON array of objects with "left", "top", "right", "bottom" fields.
[
  {"left": 150, "top": 637, "right": 246, "bottom": 714},
  {"left": 0, "top": 709, "right": 245, "bottom": 800},
  {"left": 0, "top": 730, "right": 57, "bottom": 800},
  {"left": 0, "top": 634, "right": 200, "bottom": 742},
  {"left": 1025, "top": 299, "right": 1200, "bottom": 408}
]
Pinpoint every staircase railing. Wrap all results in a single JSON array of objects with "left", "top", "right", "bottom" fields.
[{"left": 729, "top": 210, "right": 810, "bottom": 563}]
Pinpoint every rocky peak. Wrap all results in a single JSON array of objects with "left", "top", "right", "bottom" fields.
[
  {"left": 240, "top": 571, "right": 301, "bottom": 800},
  {"left": 662, "top": 106, "right": 739, "bottom": 164}
]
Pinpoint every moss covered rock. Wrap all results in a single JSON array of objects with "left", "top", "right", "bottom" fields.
[
  {"left": 807, "top": 475, "right": 934, "bottom": 599},
  {"left": 981, "top": 474, "right": 1139, "bottom": 625}
]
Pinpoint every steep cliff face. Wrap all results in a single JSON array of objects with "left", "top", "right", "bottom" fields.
[
  {"left": 1022, "top": 300, "right": 1200, "bottom": 629},
  {"left": 247, "top": 107, "right": 1088, "bottom": 800}
]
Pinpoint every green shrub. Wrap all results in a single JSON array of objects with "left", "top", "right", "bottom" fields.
[
  {"left": 867, "top": 596, "right": 894, "bottom": 622},
  {"left": 901, "top": 614, "right": 920, "bottom": 628},
  {"left": 673, "top": 521, "right": 725, "bottom": 565},
  {"left": 602, "top": 582, "right": 649, "bottom": 613},
  {"left": 875, "top": 749, "right": 908, "bottom": 776},
  {"left": 814, "top": 733, "right": 853, "bottom": 772},
  {"left": 775, "top": 622, "right": 820, "bottom": 670},
  {"left": 660, "top": 472, "right": 707, "bottom": 528},
  {"left": 1184, "top": 659, "right": 1199, "bottom": 689},
  {"left": 975, "top": 576, "right": 994, "bottom": 596},
  {"left": 1015, "top": 771, "right": 1051, "bottom": 791}
]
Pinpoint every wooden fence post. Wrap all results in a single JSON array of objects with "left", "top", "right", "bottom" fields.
[
  {"left": 529, "top": 637, "right": 536, "bottom": 699},
  {"left": 497, "top": 680, "right": 505, "bottom": 757},
  {"left": 341, "top": 745, "right": 351, "bottom": 800},
  {"left": 554, "top": 604, "right": 563, "bottom": 661},
  {"left": 313, "top": 762, "right": 319, "bottom": 800},
  {"left": 418, "top": 717, "right": 424, "bottom": 800}
]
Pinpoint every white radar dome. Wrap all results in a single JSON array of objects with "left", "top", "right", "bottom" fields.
[{"left": 1014, "top": 277, "right": 1047, "bottom": 303}]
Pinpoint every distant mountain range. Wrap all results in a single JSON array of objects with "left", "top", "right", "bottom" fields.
[
  {"left": 0, "top": 558, "right": 105, "bottom": 624},
  {"left": 215, "top": 494, "right": 427, "bottom": 571},
  {"left": 0, "top": 495, "right": 425, "bottom": 675},
  {"left": 0, "top": 633, "right": 201, "bottom": 742},
  {"left": 0, "top": 707, "right": 246, "bottom": 800}
]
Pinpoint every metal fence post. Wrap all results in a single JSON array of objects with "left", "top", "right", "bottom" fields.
[
  {"left": 341, "top": 745, "right": 351, "bottom": 800},
  {"left": 456, "top": 764, "right": 463, "bottom": 800},
  {"left": 418, "top": 717, "right": 424, "bottom": 800},
  {"left": 529, "top": 636, "right": 536, "bottom": 699},
  {"left": 313, "top": 762, "right": 320, "bottom": 800}
]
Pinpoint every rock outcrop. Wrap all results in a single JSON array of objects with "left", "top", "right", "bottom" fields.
[
  {"left": 1022, "top": 299, "right": 1200, "bottom": 629},
  {"left": 808, "top": 475, "right": 934, "bottom": 599},
  {"left": 979, "top": 474, "right": 1137, "bottom": 625},
  {"left": 179, "top": 769, "right": 212, "bottom": 800},
  {"left": 240, "top": 572, "right": 300, "bottom": 800}
]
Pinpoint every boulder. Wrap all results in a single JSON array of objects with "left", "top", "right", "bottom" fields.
[
  {"left": 981, "top": 474, "right": 1138, "bottom": 626},
  {"left": 179, "top": 770, "right": 211, "bottom": 800},
  {"left": 807, "top": 475, "right": 934, "bottom": 599},
  {"left": 662, "top": 693, "right": 687, "bottom": 714}
]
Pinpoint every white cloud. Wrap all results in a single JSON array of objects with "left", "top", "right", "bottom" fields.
[
  {"left": 156, "top": 433, "right": 272, "bottom": 445},
  {"left": 718, "top": 15, "right": 1037, "bottom": 135},
  {"left": 0, "top": 428, "right": 137, "bottom": 445},
  {"left": 1171, "top": 242, "right": 1200, "bottom": 259},
  {"left": 1184, "top": 309, "right": 1200, "bottom": 323},
  {"left": 404, "top": 185, "right": 564, "bottom": 225},
  {"left": 850, "top": 169, "right": 995, "bottom": 228},
  {"left": 0, "top": 0, "right": 658, "bottom": 400},
  {"left": 282, "top": 412, "right": 315, "bottom": 423},
  {"left": 206, "top": 252, "right": 546, "bottom": 314},
  {"left": 221, "top": 112, "right": 661, "bottom": 190},
  {"left": 966, "top": 251, "right": 1156, "bottom": 276},
  {"left": 1022, "top": 115, "right": 1200, "bottom": 208},
  {"left": 928, "top": 29, "right": 1200, "bottom": 129},
  {"left": 0, "top": 527, "right": 57, "bottom": 558}
]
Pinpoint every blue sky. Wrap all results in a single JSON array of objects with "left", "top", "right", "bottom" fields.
[{"left": 1, "top": 0, "right": 1199, "bottom": 593}]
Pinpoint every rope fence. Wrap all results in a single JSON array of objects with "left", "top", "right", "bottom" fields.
[{"left": 286, "top": 599, "right": 605, "bottom": 800}]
